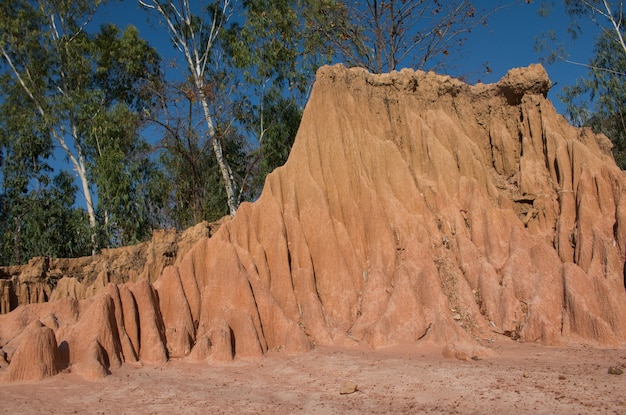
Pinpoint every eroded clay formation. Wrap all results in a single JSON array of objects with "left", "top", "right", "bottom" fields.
[{"left": 1, "top": 64, "right": 625, "bottom": 382}]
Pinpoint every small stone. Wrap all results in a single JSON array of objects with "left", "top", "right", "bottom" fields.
[
  {"left": 452, "top": 313, "right": 462, "bottom": 321},
  {"left": 558, "top": 375, "right": 566, "bottom": 380},
  {"left": 608, "top": 367, "right": 624, "bottom": 375},
  {"left": 522, "top": 372, "right": 530, "bottom": 378},
  {"left": 339, "top": 381, "right": 358, "bottom": 395}
]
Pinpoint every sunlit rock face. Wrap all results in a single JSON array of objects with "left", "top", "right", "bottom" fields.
[{"left": 2, "top": 63, "right": 626, "bottom": 381}]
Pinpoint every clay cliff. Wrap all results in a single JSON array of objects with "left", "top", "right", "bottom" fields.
[
  {"left": 0, "top": 220, "right": 220, "bottom": 315},
  {"left": 1, "top": 64, "right": 625, "bottom": 382}
]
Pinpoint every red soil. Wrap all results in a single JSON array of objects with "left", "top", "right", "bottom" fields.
[{"left": 1, "top": 339, "right": 624, "bottom": 414}]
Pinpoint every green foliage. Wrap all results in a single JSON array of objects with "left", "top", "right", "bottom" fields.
[
  {"left": 221, "top": 0, "right": 325, "bottom": 198},
  {"left": 18, "top": 173, "right": 93, "bottom": 262},
  {"left": 560, "top": 27, "right": 626, "bottom": 167},
  {"left": 153, "top": 77, "right": 248, "bottom": 229},
  {"left": 0, "top": 172, "right": 93, "bottom": 265},
  {"left": 93, "top": 24, "right": 162, "bottom": 111},
  {"left": 87, "top": 104, "right": 165, "bottom": 246},
  {"left": 227, "top": 0, "right": 322, "bottom": 94},
  {"left": 0, "top": 87, "right": 92, "bottom": 264},
  {"left": 245, "top": 93, "right": 302, "bottom": 197},
  {"left": 257, "top": 94, "right": 301, "bottom": 176},
  {"left": 0, "top": 0, "right": 166, "bottom": 262},
  {"left": 539, "top": 1, "right": 626, "bottom": 168}
]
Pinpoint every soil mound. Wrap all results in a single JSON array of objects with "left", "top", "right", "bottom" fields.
[{"left": 1, "top": 64, "right": 625, "bottom": 381}]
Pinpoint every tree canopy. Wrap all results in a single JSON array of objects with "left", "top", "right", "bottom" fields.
[{"left": 0, "top": 0, "right": 164, "bottom": 259}]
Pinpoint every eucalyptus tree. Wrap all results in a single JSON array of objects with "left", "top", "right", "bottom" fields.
[
  {"left": 148, "top": 78, "right": 236, "bottom": 228},
  {"left": 88, "top": 24, "right": 165, "bottom": 246},
  {"left": 0, "top": 81, "right": 92, "bottom": 264},
  {"left": 0, "top": 0, "right": 100, "bottom": 236},
  {"left": 560, "top": 28, "right": 626, "bottom": 168},
  {"left": 222, "top": 0, "right": 333, "bottom": 198},
  {"left": 139, "top": 0, "right": 240, "bottom": 216},
  {"left": 140, "top": 0, "right": 498, "bottom": 216},
  {"left": 0, "top": 0, "right": 164, "bottom": 251},
  {"left": 538, "top": 0, "right": 626, "bottom": 167}
]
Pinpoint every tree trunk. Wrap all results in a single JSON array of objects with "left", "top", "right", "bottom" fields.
[
  {"left": 61, "top": 137, "right": 98, "bottom": 254},
  {"left": 1, "top": 47, "right": 98, "bottom": 246},
  {"left": 197, "top": 83, "right": 239, "bottom": 216}
]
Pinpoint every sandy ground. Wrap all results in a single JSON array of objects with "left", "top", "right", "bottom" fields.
[{"left": 1, "top": 339, "right": 625, "bottom": 415}]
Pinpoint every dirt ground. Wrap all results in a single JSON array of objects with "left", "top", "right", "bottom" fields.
[{"left": 1, "top": 339, "right": 624, "bottom": 415}]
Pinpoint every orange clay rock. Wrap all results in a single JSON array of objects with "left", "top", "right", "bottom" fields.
[
  {"left": 1, "top": 320, "right": 61, "bottom": 382},
  {"left": 189, "top": 63, "right": 625, "bottom": 352},
  {"left": 0, "top": 221, "right": 215, "bottom": 314},
  {"left": 1, "top": 64, "right": 626, "bottom": 380}
]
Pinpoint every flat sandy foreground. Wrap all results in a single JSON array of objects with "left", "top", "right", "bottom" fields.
[{"left": 1, "top": 339, "right": 625, "bottom": 414}]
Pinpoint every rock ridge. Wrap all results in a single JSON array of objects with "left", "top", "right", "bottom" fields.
[
  {"left": 1, "top": 64, "right": 625, "bottom": 381},
  {"left": 0, "top": 220, "right": 221, "bottom": 315}
]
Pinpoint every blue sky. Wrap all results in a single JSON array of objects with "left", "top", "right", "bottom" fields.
[
  {"left": 463, "top": 1, "right": 598, "bottom": 115},
  {"left": 94, "top": 1, "right": 601, "bottom": 117}
]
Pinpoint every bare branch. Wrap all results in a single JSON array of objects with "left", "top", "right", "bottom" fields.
[{"left": 560, "top": 55, "right": 626, "bottom": 76}]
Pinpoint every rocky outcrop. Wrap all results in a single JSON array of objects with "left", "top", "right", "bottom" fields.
[
  {"left": 0, "top": 220, "right": 221, "bottom": 315},
  {"left": 1, "top": 64, "right": 625, "bottom": 382},
  {"left": 0, "top": 320, "right": 61, "bottom": 381}
]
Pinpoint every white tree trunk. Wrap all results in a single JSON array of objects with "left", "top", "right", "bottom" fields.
[
  {"left": 69, "top": 125, "right": 97, "bottom": 229},
  {"left": 139, "top": 0, "right": 239, "bottom": 216},
  {"left": 0, "top": 47, "right": 98, "bottom": 232},
  {"left": 197, "top": 84, "right": 239, "bottom": 216}
]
